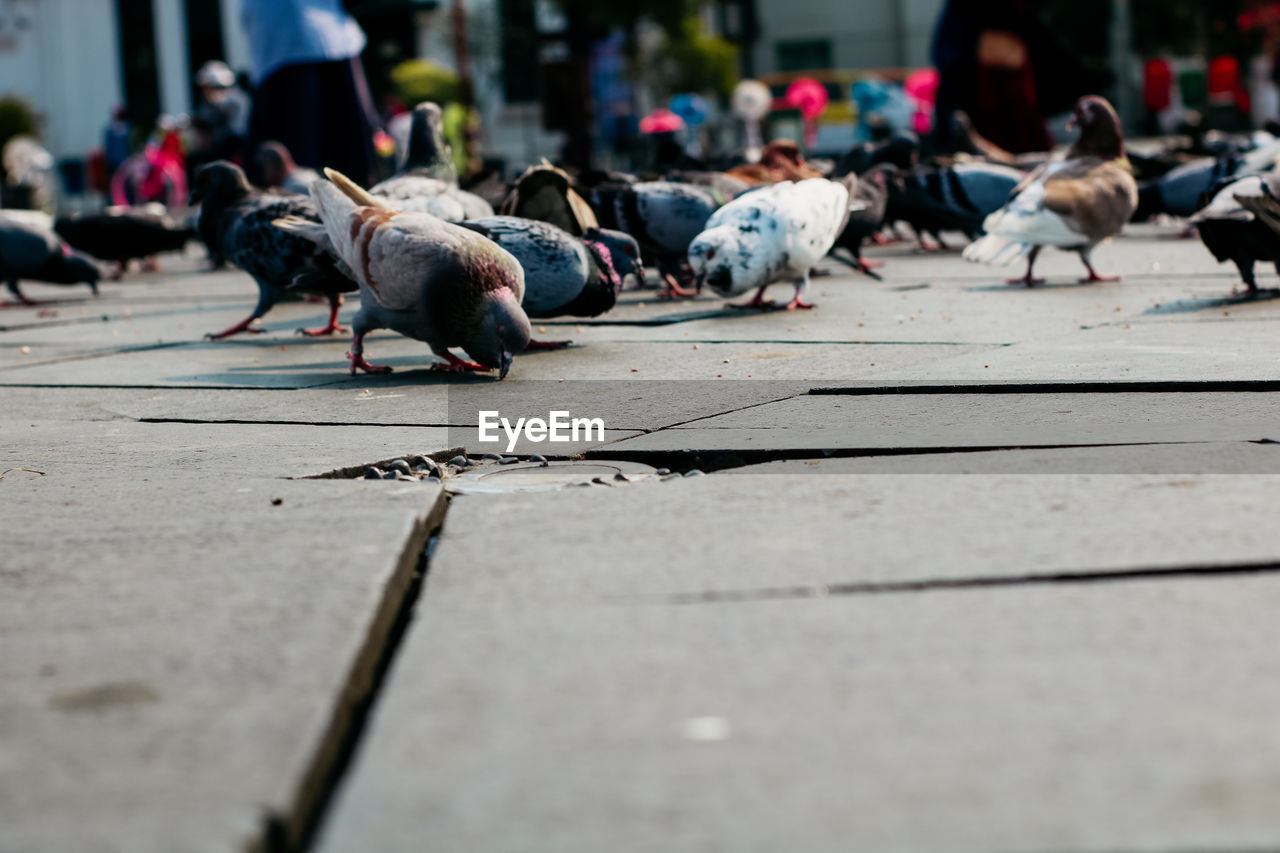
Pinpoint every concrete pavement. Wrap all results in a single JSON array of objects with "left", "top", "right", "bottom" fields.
[{"left": 4, "top": 232, "right": 1280, "bottom": 852}]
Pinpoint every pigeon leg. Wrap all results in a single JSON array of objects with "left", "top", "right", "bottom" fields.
[
  {"left": 297, "top": 295, "right": 349, "bottom": 337},
  {"left": 525, "top": 339, "right": 572, "bottom": 350},
  {"left": 1007, "top": 248, "right": 1045, "bottom": 286},
  {"left": 206, "top": 315, "right": 268, "bottom": 339},
  {"left": 142, "top": 257, "right": 160, "bottom": 273},
  {"left": 1235, "top": 259, "right": 1260, "bottom": 293},
  {"left": 430, "top": 348, "right": 489, "bottom": 373},
  {"left": 207, "top": 287, "right": 275, "bottom": 339},
  {"left": 658, "top": 272, "right": 697, "bottom": 299},
  {"left": 348, "top": 333, "right": 394, "bottom": 375},
  {"left": 781, "top": 275, "right": 816, "bottom": 311},
  {"left": 1078, "top": 248, "right": 1120, "bottom": 283},
  {"left": 109, "top": 262, "right": 126, "bottom": 281},
  {"left": 726, "top": 285, "right": 774, "bottom": 310},
  {"left": 4, "top": 280, "right": 41, "bottom": 306}
]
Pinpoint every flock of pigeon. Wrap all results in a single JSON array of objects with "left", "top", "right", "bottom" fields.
[{"left": 6, "top": 94, "right": 1280, "bottom": 379}]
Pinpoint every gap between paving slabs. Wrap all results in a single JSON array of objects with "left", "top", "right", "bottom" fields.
[{"left": 253, "top": 484, "right": 451, "bottom": 853}]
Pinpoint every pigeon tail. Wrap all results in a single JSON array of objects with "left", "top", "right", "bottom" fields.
[
  {"left": 963, "top": 233, "right": 1034, "bottom": 266},
  {"left": 323, "top": 168, "right": 392, "bottom": 210},
  {"left": 272, "top": 215, "right": 330, "bottom": 248}
]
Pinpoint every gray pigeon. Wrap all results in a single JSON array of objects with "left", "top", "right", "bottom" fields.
[
  {"left": 193, "top": 161, "right": 356, "bottom": 338},
  {"left": 460, "top": 216, "right": 642, "bottom": 347},
  {"left": 371, "top": 102, "right": 493, "bottom": 221},
  {"left": 588, "top": 180, "right": 720, "bottom": 298},
  {"left": 0, "top": 217, "right": 100, "bottom": 305},
  {"left": 281, "top": 169, "right": 530, "bottom": 378}
]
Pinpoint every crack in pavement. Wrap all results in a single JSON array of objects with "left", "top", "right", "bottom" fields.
[
  {"left": 811, "top": 380, "right": 1280, "bottom": 395},
  {"left": 254, "top": 491, "right": 452, "bottom": 853},
  {"left": 629, "top": 559, "right": 1280, "bottom": 606}
]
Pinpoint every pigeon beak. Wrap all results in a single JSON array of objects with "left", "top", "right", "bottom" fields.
[{"left": 499, "top": 350, "right": 513, "bottom": 380}]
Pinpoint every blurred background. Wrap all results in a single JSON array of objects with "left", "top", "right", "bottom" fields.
[{"left": 2, "top": 0, "right": 1280, "bottom": 209}]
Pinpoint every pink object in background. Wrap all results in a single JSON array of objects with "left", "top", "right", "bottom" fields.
[
  {"left": 785, "top": 78, "right": 828, "bottom": 147},
  {"left": 639, "top": 108, "right": 686, "bottom": 134},
  {"left": 785, "top": 78, "right": 828, "bottom": 119},
  {"left": 905, "top": 68, "right": 939, "bottom": 135}
]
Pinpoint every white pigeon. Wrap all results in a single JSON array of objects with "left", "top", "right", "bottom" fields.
[{"left": 687, "top": 178, "right": 853, "bottom": 310}]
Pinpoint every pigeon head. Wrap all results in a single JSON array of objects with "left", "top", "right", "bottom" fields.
[
  {"left": 688, "top": 225, "right": 756, "bottom": 297},
  {"left": 466, "top": 291, "right": 532, "bottom": 379},
  {"left": 192, "top": 161, "right": 253, "bottom": 207},
  {"left": 1068, "top": 95, "right": 1125, "bottom": 159},
  {"left": 584, "top": 227, "right": 642, "bottom": 283},
  {"left": 404, "top": 102, "right": 455, "bottom": 182},
  {"left": 256, "top": 141, "right": 297, "bottom": 188},
  {"left": 50, "top": 249, "right": 101, "bottom": 288}
]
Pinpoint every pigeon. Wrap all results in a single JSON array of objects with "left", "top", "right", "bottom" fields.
[
  {"left": 255, "top": 141, "right": 321, "bottom": 197},
  {"left": 1204, "top": 172, "right": 1280, "bottom": 291},
  {"left": 55, "top": 207, "right": 195, "bottom": 279},
  {"left": 0, "top": 217, "right": 100, "bottom": 305},
  {"left": 828, "top": 169, "right": 889, "bottom": 278},
  {"left": 725, "top": 139, "right": 826, "bottom": 185},
  {"left": 498, "top": 161, "right": 598, "bottom": 236},
  {"left": 460, "top": 216, "right": 641, "bottom": 347},
  {"left": 370, "top": 102, "right": 493, "bottom": 221},
  {"left": 886, "top": 161, "right": 1024, "bottom": 248},
  {"left": 589, "top": 180, "right": 720, "bottom": 299},
  {"left": 279, "top": 168, "right": 529, "bottom": 377},
  {"left": 192, "top": 161, "right": 355, "bottom": 338},
  {"left": 1132, "top": 140, "right": 1280, "bottom": 221},
  {"left": 688, "top": 177, "right": 852, "bottom": 310},
  {"left": 962, "top": 96, "right": 1139, "bottom": 285}
]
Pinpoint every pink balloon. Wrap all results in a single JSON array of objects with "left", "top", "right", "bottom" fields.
[
  {"left": 904, "top": 68, "right": 939, "bottom": 106},
  {"left": 785, "top": 78, "right": 829, "bottom": 120}
]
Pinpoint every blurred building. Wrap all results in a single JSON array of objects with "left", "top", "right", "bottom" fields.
[{"left": 749, "top": 0, "right": 943, "bottom": 75}]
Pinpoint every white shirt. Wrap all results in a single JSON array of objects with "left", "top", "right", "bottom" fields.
[{"left": 240, "top": 0, "right": 367, "bottom": 85}]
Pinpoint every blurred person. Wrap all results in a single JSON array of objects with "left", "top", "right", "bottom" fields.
[
  {"left": 103, "top": 106, "right": 132, "bottom": 176},
  {"left": 931, "top": 0, "right": 1054, "bottom": 154},
  {"left": 110, "top": 117, "right": 187, "bottom": 208},
  {"left": 189, "top": 61, "right": 248, "bottom": 176},
  {"left": 240, "top": 0, "right": 380, "bottom": 185}
]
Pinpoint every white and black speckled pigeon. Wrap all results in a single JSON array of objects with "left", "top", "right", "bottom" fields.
[
  {"left": 284, "top": 169, "right": 529, "bottom": 377},
  {"left": 55, "top": 206, "right": 194, "bottom": 279},
  {"left": 0, "top": 216, "right": 100, "bottom": 305},
  {"left": 688, "top": 177, "right": 852, "bottom": 310},
  {"left": 370, "top": 102, "right": 493, "bottom": 222},
  {"left": 963, "top": 96, "right": 1138, "bottom": 285},
  {"left": 460, "top": 216, "right": 641, "bottom": 348},
  {"left": 589, "top": 180, "right": 719, "bottom": 299},
  {"left": 193, "top": 161, "right": 355, "bottom": 338}
]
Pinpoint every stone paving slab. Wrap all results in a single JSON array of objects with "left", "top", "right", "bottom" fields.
[
  {"left": 398, "top": 472, "right": 1280, "bottom": 604},
  {"left": 600, "top": 392, "right": 1280, "bottom": 453},
  {"left": 318, "top": 570, "right": 1280, "bottom": 853},
  {"left": 0, "top": 456, "right": 445, "bottom": 853}
]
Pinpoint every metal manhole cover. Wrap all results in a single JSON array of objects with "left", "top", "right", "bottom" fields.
[{"left": 447, "top": 460, "right": 658, "bottom": 495}]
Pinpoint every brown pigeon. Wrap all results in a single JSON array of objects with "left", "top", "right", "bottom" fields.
[{"left": 963, "top": 96, "right": 1138, "bottom": 285}]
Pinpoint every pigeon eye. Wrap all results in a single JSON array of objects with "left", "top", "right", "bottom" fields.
[{"left": 706, "top": 248, "right": 717, "bottom": 260}]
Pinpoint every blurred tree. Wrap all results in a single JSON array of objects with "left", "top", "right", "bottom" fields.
[
  {"left": 653, "top": 17, "right": 740, "bottom": 98},
  {"left": 390, "top": 59, "right": 461, "bottom": 107},
  {"left": 0, "top": 96, "right": 40, "bottom": 183}
]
